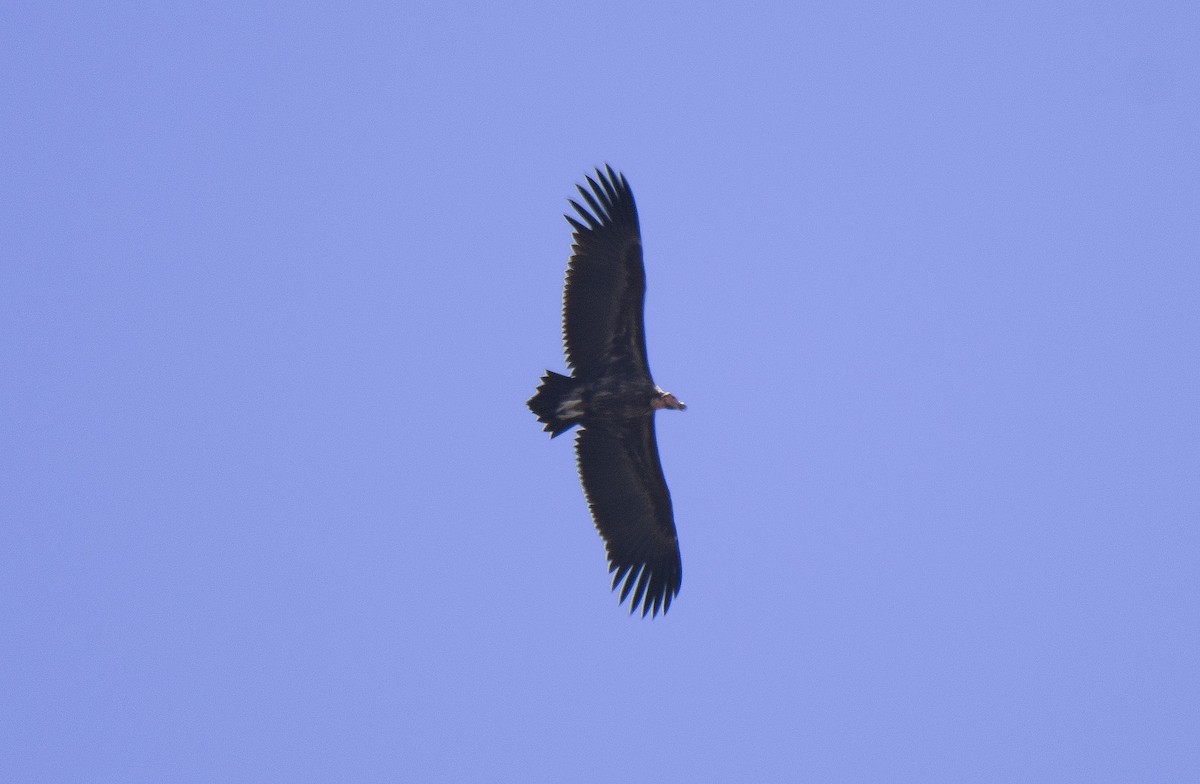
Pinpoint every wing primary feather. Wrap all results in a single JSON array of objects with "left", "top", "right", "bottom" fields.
[
  {"left": 564, "top": 214, "right": 588, "bottom": 234},
  {"left": 597, "top": 167, "right": 621, "bottom": 207},
  {"left": 630, "top": 567, "right": 652, "bottom": 616},
  {"left": 567, "top": 199, "right": 600, "bottom": 229},
  {"left": 584, "top": 174, "right": 613, "bottom": 214},
  {"left": 618, "top": 564, "right": 642, "bottom": 604},
  {"left": 575, "top": 183, "right": 607, "bottom": 223},
  {"left": 607, "top": 164, "right": 622, "bottom": 190}
]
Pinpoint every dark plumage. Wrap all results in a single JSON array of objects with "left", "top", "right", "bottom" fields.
[{"left": 527, "top": 166, "right": 686, "bottom": 617}]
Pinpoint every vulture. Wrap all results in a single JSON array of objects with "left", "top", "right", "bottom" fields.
[{"left": 527, "top": 166, "right": 686, "bottom": 617}]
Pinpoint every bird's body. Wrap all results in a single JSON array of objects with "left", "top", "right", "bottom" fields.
[
  {"left": 528, "top": 166, "right": 686, "bottom": 617},
  {"left": 529, "top": 370, "right": 682, "bottom": 433}
]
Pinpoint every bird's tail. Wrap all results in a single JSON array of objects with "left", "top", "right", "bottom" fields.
[{"left": 527, "top": 371, "right": 580, "bottom": 438}]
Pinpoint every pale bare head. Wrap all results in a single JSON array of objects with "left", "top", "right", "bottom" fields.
[{"left": 652, "top": 389, "right": 687, "bottom": 411}]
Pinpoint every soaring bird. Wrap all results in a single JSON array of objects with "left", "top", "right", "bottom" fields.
[{"left": 528, "top": 166, "right": 686, "bottom": 617}]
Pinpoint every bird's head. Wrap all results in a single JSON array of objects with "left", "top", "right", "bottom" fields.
[{"left": 652, "top": 390, "right": 687, "bottom": 412}]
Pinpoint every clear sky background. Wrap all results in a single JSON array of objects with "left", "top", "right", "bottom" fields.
[{"left": 3, "top": 2, "right": 1198, "bottom": 781}]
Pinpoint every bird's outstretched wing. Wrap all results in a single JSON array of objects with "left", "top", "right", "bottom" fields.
[
  {"left": 562, "top": 166, "right": 651, "bottom": 379},
  {"left": 575, "top": 419, "right": 682, "bottom": 617}
]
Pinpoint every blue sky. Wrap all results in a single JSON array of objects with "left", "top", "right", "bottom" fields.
[{"left": 3, "top": 2, "right": 1198, "bottom": 781}]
